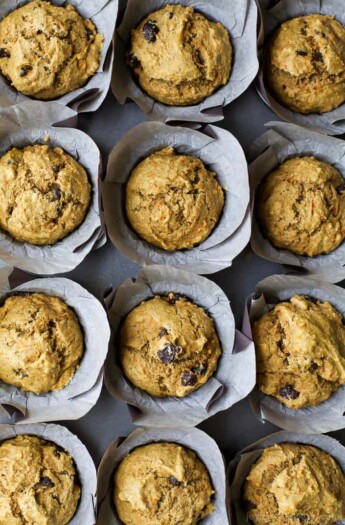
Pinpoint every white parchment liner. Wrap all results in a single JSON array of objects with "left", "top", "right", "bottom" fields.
[
  {"left": 242, "top": 274, "right": 345, "bottom": 433},
  {"left": 103, "top": 265, "right": 255, "bottom": 428},
  {"left": 0, "top": 101, "right": 105, "bottom": 274},
  {"left": 0, "top": 0, "right": 118, "bottom": 113},
  {"left": 103, "top": 122, "right": 251, "bottom": 275},
  {"left": 228, "top": 431, "right": 345, "bottom": 525},
  {"left": 97, "top": 427, "right": 229, "bottom": 525},
  {"left": 256, "top": 0, "right": 345, "bottom": 135},
  {"left": 249, "top": 121, "right": 345, "bottom": 283},
  {"left": 0, "top": 273, "right": 110, "bottom": 425},
  {"left": 111, "top": 0, "right": 259, "bottom": 123},
  {"left": 0, "top": 422, "right": 97, "bottom": 525}
]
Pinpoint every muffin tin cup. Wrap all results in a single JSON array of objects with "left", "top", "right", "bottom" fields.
[
  {"left": 102, "top": 121, "right": 251, "bottom": 275},
  {"left": 0, "top": 422, "right": 97, "bottom": 525},
  {"left": 0, "top": 0, "right": 118, "bottom": 113},
  {"left": 0, "top": 100, "right": 105, "bottom": 274},
  {"left": 243, "top": 274, "right": 345, "bottom": 433},
  {"left": 97, "top": 427, "right": 229, "bottom": 525},
  {"left": 111, "top": 0, "right": 259, "bottom": 124},
  {"left": 0, "top": 271, "right": 110, "bottom": 424},
  {"left": 227, "top": 431, "right": 345, "bottom": 525},
  {"left": 103, "top": 264, "right": 255, "bottom": 428},
  {"left": 249, "top": 121, "right": 345, "bottom": 283},
  {"left": 256, "top": 0, "right": 345, "bottom": 135}
]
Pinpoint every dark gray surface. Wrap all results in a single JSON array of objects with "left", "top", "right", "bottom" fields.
[{"left": 56, "top": 84, "right": 345, "bottom": 467}]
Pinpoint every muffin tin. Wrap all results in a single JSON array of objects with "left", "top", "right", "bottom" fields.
[{"left": 0, "top": 0, "right": 345, "bottom": 523}]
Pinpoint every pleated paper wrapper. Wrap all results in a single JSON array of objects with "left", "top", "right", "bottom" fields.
[
  {"left": 256, "top": 0, "right": 345, "bottom": 135},
  {"left": 111, "top": 0, "right": 258, "bottom": 123},
  {"left": 102, "top": 122, "right": 251, "bottom": 275},
  {"left": 228, "top": 431, "right": 345, "bottom": 525},
  {"left": 0, "top": 101, "right": 105, "bottom": 274},
  {"left": 0, "top": 271, "right": 110, "bottom": 425},
  {"left": 104, "top": 265, "right": 255, "bottom": 428},
  {"left": 0, "top": 422, "right": 97, "bottom": 525},
  {"left": 0, "top": 0, "right": 118, "bottom": 113},
  {"left": 243, "top": 274, "right": 345, "bottom": 433},
  {"left": 249, "top": 121, "right": 345, "bottom": 283},
  {"left": 97, "top": 427, "right": 229, "bottom": 525}
]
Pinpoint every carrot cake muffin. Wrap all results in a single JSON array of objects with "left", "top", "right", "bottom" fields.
[
  {"left": 0, "top": 0, "right": 104, "bottom": 100},
  {"left": 128, "top": 4, "right": 232, "bottom": 106}
]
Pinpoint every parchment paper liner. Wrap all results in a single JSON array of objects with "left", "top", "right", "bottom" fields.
[
  {"left": 111, "top": 0, "right": 258, "bottom": 124},
  {"left": 0, "top": 422, "right": 97, "bottom": 525},
  {"left": 97, "top": 427, "right": 229, "bottom": 525},
  {"left": 249, "top": 121, "right": 345, "bottom": 283},
  {"left": 228, "top": 431, "right": 345, "bottom": 525},
  {"left": 0, "top": 272, "right": 111, "bottom": 425},
  {"left": 256, "top": 0, "right": 345, "bottom": 135},
  {"left": 103, "top": 265, "right": 255, "bottom": 428},
  {"left": 242, "top": 274, "right": 345, "bottom": 433},
  {"left": 102, "top": 121, "right": 251, "bottom": 275},
  {"left": 0, "top": 0, "right": 118, "bottom": 113},
  {"left": 0, "top": 100, "right": 105, "bottom": 275}
]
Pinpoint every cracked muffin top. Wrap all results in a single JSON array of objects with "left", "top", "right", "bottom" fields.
[
  {"left": 0, "top": 0, "right": 103, "bottom": 100},
  {"left": 266, "top": 14, "right": 345, "bottom": 114},
  {"left": 0, "top": 292, "right": 84, "bottom": 395},
  {"left": 0, "top": 434, "right": 80, "bottom": 525},
  {"left": 255, "top": 156, "right": 345, "bottom": 257},
  {"left": 244, "top": 443, "right": 345, "bottom": 525},
  {"left": 252, "top": 295, "right": 345, "bottom": 409},
  {"left": 0, "top": 144, "right": 91, "bottom": 245},
  {"left": 128, "top": 4, "right": 232, "bottom": 106},
  {"left": 114, "top": 442, "right": 214, "bottom": 525},
  {"left": 119, "top": 293, "right": 222, "bottom": 398},
  {"left": 125, "top": 147, "right": 224, "bottom": 251}
]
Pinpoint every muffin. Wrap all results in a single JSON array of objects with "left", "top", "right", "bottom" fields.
[
  {"left": 244, "top": 443, "right": 345, "bottom": 525},
  {"left": 0, "top": 434, "right": 80, "bottom": 525},
  {"left": 114, "top": 442, "right": 214, "bottom": 525},
  {"left": 265, "top": 14, "right": 345, "bottom": 114},
  {"left": 0, "top": 292, "right": 84, "bottom": 394},
  {"left": 0, "top": 144, "right": 91, "bottom": 245},
  {"left": 125, "top": 147, "right": 224, "bottom": 251},
  {"left": 0, "top": 0, "right": 104, "bottom": 100},
  {"left": 256, "top": 156, "right": 345, "bottom": 257},
  {"left": 128, "top": 4, "right": 232, "bottom": 106},
  {"left": 252, "top": 295, "right": 345, "bottom": 409},
  {"left": 119, "top": 293, "right": 222, "bottom": 397}
]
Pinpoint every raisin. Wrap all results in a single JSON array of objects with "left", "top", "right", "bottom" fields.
[
  {"left": 168, "top": 11, "right": 174, "bottom": 19},
  {"left": 0, "top": 48, "right": 9, "bottom": 58},
  {"left": 51, "top": 186, "right": 62, "bottom": 200},
  {"left": 128, "top": 52, "right": 140, "bottom": 69},
  {"left": 159, "top": 328, "right": 168, "bottom": 337},
  {"left": 310, "top": 362, "right": 318, "bottom": 372},
  {"left": 37, "top": 29, "right": 43, "bottom": 35},
  {"left": 39, "top": 477, "right": 55, "bottom": 488},
  {"left": 158, "top": 343, "right": 182, "bottom": 364},
  {"left": 279, "top": 385, "right": 300, "bottom": 400},
  {"left": 191, "top": 362, "right": 208, "bottom": 376},
  {"left": 295, "top": 516, "right": 308, "bottom": 523},
  {"left": 312, "top": 51, "right": 324, "bottom": 62},
  {"left": 19, "top": 66, "right": 32, "bottom": 77},
  {"left": 296, "top": 50, "right": 308, "bottom": 56},
  {"left": 337, "top": 183, "right": 345, "bottom": 194},
  {"left": 181, "top": 371, "right": 197, "bottom": 387},
  {"left": 170, "top": 476, "right": 181, "bottom": 486},
  {"left": 143, "top": 20, "right": 159, "bottom": 43}
]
